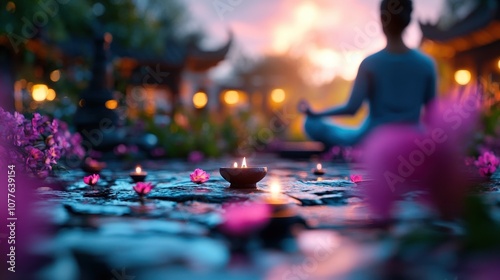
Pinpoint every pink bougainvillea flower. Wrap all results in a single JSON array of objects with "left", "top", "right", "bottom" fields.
[
  {"left": 83, "top": 174, "right": 100, "bottom": 186},
  {"left": 133, "top": 182, "right": 154, "bottom": 196},
  {"left": 219, "top": 202, "right": 271, "bottom": 236},
  {"left": 474, "top": 151, "right": 500, "bottom": 177},
  {"left": 350, "top": 174, "right": 363, "bottom": 183},
  {"left": 190, "top": 168, "right": 210, "bottom": 184}
]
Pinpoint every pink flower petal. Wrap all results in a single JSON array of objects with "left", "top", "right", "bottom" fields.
[
  {"left": 133, "top": 182, "right": 154, "bottom": 196},
  {"left": 83, "top": 174, "right": 100, "bottom": 186},
  {"left": 350, "top": 174, "right": 363, "bottom": 183},
  {"left": 190, "top": 168, "right": 210, "bottom": 184}
]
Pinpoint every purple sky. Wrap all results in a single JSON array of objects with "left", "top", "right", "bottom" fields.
[{"left": 184, "top": 0, "right": 446, "bottom": 83}]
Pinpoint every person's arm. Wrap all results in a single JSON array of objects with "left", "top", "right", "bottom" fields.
[{"left": 313, "top": 61, "right": 370, "bottom": 117}]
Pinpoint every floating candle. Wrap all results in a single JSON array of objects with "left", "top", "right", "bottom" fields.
[
  {"left": 130, "top": 165, "right": 148, "bottom": 182},
  {"left": 220, "top": 157, "right": 267, "bottom": 189},
  {"left": 313, "top": 163, "right": 325, "bottom": 175}
]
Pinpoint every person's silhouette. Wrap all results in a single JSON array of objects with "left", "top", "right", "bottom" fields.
[{"left": 299, "top": 0, "right": 436, "bottom": 147}]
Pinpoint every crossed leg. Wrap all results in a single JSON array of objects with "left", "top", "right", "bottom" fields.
[{"left": 304, "top": 116, "right": 370, "bottom": 147}]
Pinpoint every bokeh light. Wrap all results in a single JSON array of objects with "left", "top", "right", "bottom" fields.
[
  {"left": 105, "top": 99, "right": 118, "bottom": 110},
  {"left": 6, "top": 1, "right": 15, "bottom": 12},
  {"left": 50, "top": 70, "right": 61, "bottom": 82},
  {"left": 46, "top": 89, "right": 56, "bottom": 101},
  {"left": 32, "top": 84, "right": 48, "bottom": 101},
  {"left": 454, "top": 70, "right": 471, "bottom": 85},
  {"left": 192, "top": 91, "right": 208, "bottom": 109},
  {"left": 271, "top": 88, "right": 286, "bottom": 103},
  {"left": 223, "top": 90, "right": 239, "bottom": 105}
]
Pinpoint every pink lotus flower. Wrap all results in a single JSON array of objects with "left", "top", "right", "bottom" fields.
[
  {"left": 474, "top": 151, "right": 500, "bottom": 177},
  {"left": 350, "top": 174, "right": 363, "bottom": 183},
  {"left": 83, "top": 174, "right": 100, "bottom": 186},
  {"left": 133, "top": 182, "right": 154, "bottom": 196},
  {"left": 190, "top": 168, "right": 210, "bottom": 184}
]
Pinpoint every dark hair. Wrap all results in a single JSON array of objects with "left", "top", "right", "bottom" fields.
[{"left": 380, "top": 0, "right": 413, "bottom": 36}]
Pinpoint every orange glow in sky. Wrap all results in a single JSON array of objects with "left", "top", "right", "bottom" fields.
[{"left": 186, "top": 0, "right": 445, "bottom": 84}]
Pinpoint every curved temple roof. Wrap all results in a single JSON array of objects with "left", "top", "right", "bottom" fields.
[{"left": 420, "top": 0, "right": 500, "bottom": 42}]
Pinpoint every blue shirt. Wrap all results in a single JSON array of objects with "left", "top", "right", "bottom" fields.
[
  {"left": 305, "top": 49, "right": 437, "bottom": 146},
  {"left": 354, "top": 49, "right": 437, "bottom": 128}
]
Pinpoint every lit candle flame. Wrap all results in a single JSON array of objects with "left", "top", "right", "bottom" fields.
[
  {"left": 242, "top": 157, "right": 247, "bottom": 168},
  {"left": 316, "top": 163, "right": 322, "bottom": 170},
  {"left": 233, "top": 162, "right": 238, "bottom": 168},
  {"left": 135, "top": 166, "right": 142, "bottom": 173}
]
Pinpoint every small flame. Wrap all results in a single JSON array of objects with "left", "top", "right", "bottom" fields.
[
  {"left": 316, "top": 163, "right": 322, "bottom": 170},
  {"left": 242, "top": 157, "right": 247, "bottom": 168},
  {"left": 135, "top": 166, "right": 142, "bottom": 173},
  {"left": 233, "top": 162, "right": 238, "bottom": 168}
]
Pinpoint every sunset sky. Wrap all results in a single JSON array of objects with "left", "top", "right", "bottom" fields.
[{"left": 184, "top": 0, "right": 446, "bottom": 83}]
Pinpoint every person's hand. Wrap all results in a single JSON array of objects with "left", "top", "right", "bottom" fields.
[{"left": 298, "top": 99, "right": 315, "bottom": 116}]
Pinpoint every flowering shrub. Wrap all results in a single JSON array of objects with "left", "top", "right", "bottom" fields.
[{"left": 0, "top": 109, "right": 85, "bottom": 178}]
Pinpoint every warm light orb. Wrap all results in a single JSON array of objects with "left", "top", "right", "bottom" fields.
[
  {"left": 454, "top": 70, "right": 471, "bottom": 86},
  {"left": 193, "top": 91, "right": 208, "bottom": 109},
  {"left": 135, "top": 166, "right": 142, "bottom": 173},
  {"left": 50, "top": 70, "right": 61, "bottom": 82},
  {"left": 233, "top": 162, "right": 238, "bottom": 168},
  {"left": 105, "top": 99, "right": 118, "bottom": 110},
  {"left": 271, "top": 88, "right": 286, "bottom": 103},
  {"left": 46, "top": 89, "right": 56, "bottom": 101},
  {"left": 242, "top": 157, "right": 247, "bottom": 168},
  {"left": 32, "top": 84, "right": 48, "bottom": 101},
  {"left": 295, "top": 2, "right": 319, "bottom": 28},
  {"left": 316, "top": 163, "right": 322, "bottom": 170},
  {"left": 497, "top": 59, "right": 500, "bottom": 70},
  {"left": 223, "top": 90, "right": 239, "bottom": 105},
  {"left": 270, "top": 181, "right": 281, "bottom": 195}
]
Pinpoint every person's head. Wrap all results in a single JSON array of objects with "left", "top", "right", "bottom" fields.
[{"left": 380, "top": 0, "right": 413, "bottom": 37}]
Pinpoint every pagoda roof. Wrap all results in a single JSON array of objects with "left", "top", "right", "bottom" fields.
[
  {"left": 54, "top": 32, "right": 232, "bottom": 72},
  {"left": 185, "top": 32, "right": 233, "bottom": 72},
  {"left": 420, "top": 0, "right": 500, "bottom": 42}
]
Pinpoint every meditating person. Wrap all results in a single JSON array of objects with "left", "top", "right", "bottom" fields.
[{"left": 299, "top": 0, "right": 437, "bottom": 147}]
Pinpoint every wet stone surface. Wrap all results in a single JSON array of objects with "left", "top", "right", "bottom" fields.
[{"left": 32, "top": 156, "right": 500, "bottom": 280}]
